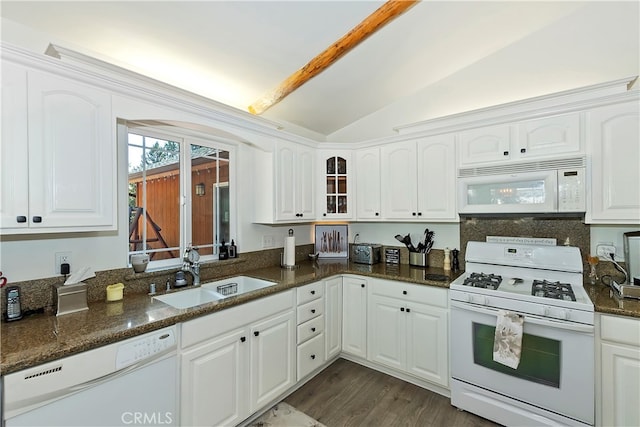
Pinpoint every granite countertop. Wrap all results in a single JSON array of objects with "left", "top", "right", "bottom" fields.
[
  {"left": 0, "top": 260, "right": 457, "bottom": 376},
  {"left": 2, "top": 260, "right": 639, "bottom": 376}
]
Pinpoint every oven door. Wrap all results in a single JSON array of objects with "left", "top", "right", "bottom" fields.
[{"left": 450, "top": 300, "right": 594, "bottom": 425}]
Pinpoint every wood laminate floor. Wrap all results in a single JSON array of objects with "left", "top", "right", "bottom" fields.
[{"left": 285, "top": 358, "right": 501, "bottom": 427}]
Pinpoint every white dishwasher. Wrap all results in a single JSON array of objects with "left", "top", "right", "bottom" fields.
[{"left": 3, "top": 325, "right": 178, "bottom": 427}]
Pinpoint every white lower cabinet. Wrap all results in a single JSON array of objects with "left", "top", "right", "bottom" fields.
[
  {"left": 296, "top": 281, "right": 326, "bottom": 381},
  {"left": 598, "top": 314, "right": 640, "bottom": 427},
  {"left": 180, "top": 290, "right": 295, "bottom": 427},
  {"left": 324, "top": 276, "right": 343, "bottom": 360},
  {"left": 342, "top": 276, "right": 368, "bottom": 359},
  {"left": 367, "top": 279, "right": 449, "bottom": 387}
]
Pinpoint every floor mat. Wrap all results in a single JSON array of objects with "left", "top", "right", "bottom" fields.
[{"left": 250, "top": 402, "right": 326, "bottom": 427}]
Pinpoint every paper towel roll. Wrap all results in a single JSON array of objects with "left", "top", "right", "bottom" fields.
[{"left": 284, "top": 235, "right": 296, "bottom": 266}]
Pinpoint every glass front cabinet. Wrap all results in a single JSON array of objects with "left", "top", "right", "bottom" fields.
[{"left": 318, "top": 151, "right": 353, "bottom": 220}]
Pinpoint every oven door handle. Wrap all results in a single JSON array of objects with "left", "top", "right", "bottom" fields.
[{"left": 450, "top": 300, "right": 594, "bottom": 333}]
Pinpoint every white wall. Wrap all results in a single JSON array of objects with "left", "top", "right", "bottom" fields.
[
  {"left": 328, "top": 2, "right": 640, "bottom": 143},
  {"left": 590, "top": 225, "right": 640, "bottom": 263}
]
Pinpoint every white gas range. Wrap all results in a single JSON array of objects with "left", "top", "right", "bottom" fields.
[{"left": 449, "top": 241, "right": 595, "bottom": 427}]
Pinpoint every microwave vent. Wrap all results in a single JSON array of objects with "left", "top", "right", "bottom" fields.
[{"left": 458, "top": 156, "right": 586, "bottom": 178}]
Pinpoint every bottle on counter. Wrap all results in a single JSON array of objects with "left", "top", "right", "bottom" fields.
[
  {"left": 219, "top": 239, "right": 229, "bottom": 260},
  {"left": 444, "top": 247, "right": 451, "bottom": 271},
  {"left": 229, "top": 240, "right": 237, "bottom": 258}
]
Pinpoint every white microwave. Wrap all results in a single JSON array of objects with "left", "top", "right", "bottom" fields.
[{"left": 458, "top": 157, "right": 586, "bottom": 214}]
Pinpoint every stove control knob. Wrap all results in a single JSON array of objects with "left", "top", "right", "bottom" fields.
[
  {"left": 481, "top": 296, "right": 489, "bottom": 306},
  {"left": 557, "top": 309, "right": 568, "bottom": 320},
  {"left": 541, "top": 306, "right": 549, "bottom": 316}
]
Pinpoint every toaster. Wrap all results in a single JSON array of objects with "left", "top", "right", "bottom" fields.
[{"left": 351, "top": 243, "right": 382, "bottom": 265}]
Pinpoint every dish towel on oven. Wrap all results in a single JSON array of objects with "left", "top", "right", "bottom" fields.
[{"left": 493, "top": 310, "right": 524, "bottom": 369}]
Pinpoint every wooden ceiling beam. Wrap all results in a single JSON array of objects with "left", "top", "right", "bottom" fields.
[{"left": 248, "top": 0, "right": 419, "bottom": 115}]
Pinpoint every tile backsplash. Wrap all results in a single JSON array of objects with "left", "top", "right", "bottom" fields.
[{"left": 459, "top": 216, "right": 590, "bottom": 274}]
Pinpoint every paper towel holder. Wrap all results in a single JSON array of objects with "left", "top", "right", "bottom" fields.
[{"left": 280, "top": 252, "right": 300, "bottom": 270}]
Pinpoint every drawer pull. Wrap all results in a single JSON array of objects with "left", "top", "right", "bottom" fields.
[
  {"left": 311, "top": 290, "right": 315, "bottom": 295},
  {"left": 310, "top": 354, "right": 316, "bottom": 360},
  {"left": 406, "top": 308, "right": 411, "bottom": 313},
  {"left": 402, "top": 290, "right": 407, "bottom": 295},
  {"left": 240, "top": 336, "right": 246, "bottom": 342},
  {"left": 16, "top": 216, "right": 27, "bottom": 223},
  {"left": 254, "top": 331, "right": 260, "bottom": 337},
  {"left": 32, "top": 216, "right": 42, "bottom": 223},
  {"left": 311, "top": 327, "right": 316, "bottom": 332},
  {"left": 400, "top": 307, "right": 405, "bottom": 312},
  {"left": 311, "top": 309, "right": 316, "bottom": 314}
]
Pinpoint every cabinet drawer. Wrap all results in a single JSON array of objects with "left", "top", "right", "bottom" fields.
[
  {"left": 297, "top": 333, "right": 325, "bottom": 380},
  {"left": 297, "top": 281, "right": 324, "bottom": 305},
  {"left": 370, "top": 279, "right": 448, "bottom": 308},
  {"left": 297, "top": 298, "right": 324, "bottom": 325},
  {"left": 600, "top": 314, "right": 640, "bottom": 346},
  {"left": 297, "top": 314, "right": 324, "bottom": 344}
]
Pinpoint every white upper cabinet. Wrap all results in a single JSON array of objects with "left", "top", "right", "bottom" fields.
[
  {"left": 381, "top": 135, "right": 457, "bottom": 221},
  {"left": 355, "top": 147, "right": 382, "bottom": 220},
  {"left": 1, "top": 62, "right": 115, "bottom": 234},
  {"left": 254, "top": 141, "right": 316, "bottom": 223},
  {"left": 587, "top": 98, "right": 640, "bottom": 224},
  {"left": 317, "top": 150, "right": 353, "bottom": 220},
  {"left": 518, "top": 113, "right": 581, "bottom": 158},
  {"left": 459, "top": 113, "right": 582, "bottom": 167},
  {"left": 281, "top": 143, "right": 315, "bottom": 221}
]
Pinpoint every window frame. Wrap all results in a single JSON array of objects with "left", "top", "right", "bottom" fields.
[{"left": 125, "top": 122, "right": 237, "bottom": 270}]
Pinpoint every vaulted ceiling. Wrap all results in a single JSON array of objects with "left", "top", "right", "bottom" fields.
[{"left": 2, "top": 1, "right": 638, "bottom": 141}]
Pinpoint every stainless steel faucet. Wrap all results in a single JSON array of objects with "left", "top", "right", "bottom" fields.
[{"left": 181, "top": 245, "right": 200, "bottom": 286}]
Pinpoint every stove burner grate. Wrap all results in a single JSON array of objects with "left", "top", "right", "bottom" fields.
[
  {"left": 531, "top": 280, "right": 576, "bottom": 301},
  {"left": 463, "top": 272, "right": 502, "bottom": 290}
]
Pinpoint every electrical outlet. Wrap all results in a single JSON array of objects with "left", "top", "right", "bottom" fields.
[
  {"left": 596, "top": 244, "right": 616, "bottom": 260},
  {"left": 262, "top": 235, "right": 275, "bottom": 248},
  {"left": 55, "top": 252, "right": 72, "bottom": 274}
]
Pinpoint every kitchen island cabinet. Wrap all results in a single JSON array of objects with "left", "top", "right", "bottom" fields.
[
  {"left": 180, "top": 290, "right": 295, "bottom": 426},
  {"left": 0, "top": 59, "right": 115, "bottom": 234},
  {"left": 597, "top": 313, "right": 640, "bottom": 427}
]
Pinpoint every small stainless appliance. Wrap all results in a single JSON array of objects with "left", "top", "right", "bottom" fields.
[
  {"left": 449, "top": 241, "right": 594, "bottom": 426},
  {"left": 623, "top": 231, "right": 640, "bottom": 283},
  {"left": 351, "top": 243, "right": 381, "bottom": 265}
]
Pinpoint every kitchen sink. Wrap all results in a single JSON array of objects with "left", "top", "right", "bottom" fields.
[
  {"left": 153, "top": 276, "right": 277, "bottom": 309},
  {"left": 153, "top": 287, "right": 223, "bottom": 309},
  {"left": 201, "top": 275, "right": 277, "bottom": 298}
]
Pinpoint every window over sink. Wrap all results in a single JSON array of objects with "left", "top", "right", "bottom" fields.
[{"left": 126, "top": 123, "right": 235, "bottom": 269}]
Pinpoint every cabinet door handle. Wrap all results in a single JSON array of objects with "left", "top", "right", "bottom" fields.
[
  {"left": 16, "top": 216, "right": 27, "bottom": 223},
  {"left": 311, "top": 309, "right": 316, "bottom": 314},
  {"left": 503, "top": 151, "right": 509, "bottom": 156},
  {"left": 520, "top": 148, "right": 526, "bottom": 153},
  {"left": 32, "top": 216, "right": 42, "bottom": 223},
  {"left": 406, "top": 308, "right": 411, "bottom": 313},
  {"left": 254, "top": 331, "right": 260, "bottom": 337},
  {"left": 412, "top": 212, "right": 417, "bottom": 216},
  {"left": 311, "top": 327, "right": 316, "bottom": 332},
  {"left": 361, "top": 284, "right": 365, "bottom": 288},
  {"left": 400, "top": 307, "right": 405, "bottom": 312},
  {"left": 403, "top": 290, "right": 407, "bottom": 295},
  {"left": 311, "top": 290, "right": 315, "bottom": 295},
  {"left": 323, "top": 213, "right": 327, "bottom": 217},
  {"left": 240, "top": 336, "right": 246, "bottom": 342},
  {"left": 375, "top": 212, "right": 379, "bottom": 216},
  {"left": 311, "top": 354, "right": 316, "bottom": 360},
  {"left": 418, "top": 212, "right": 422, "bottom": 216}
]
